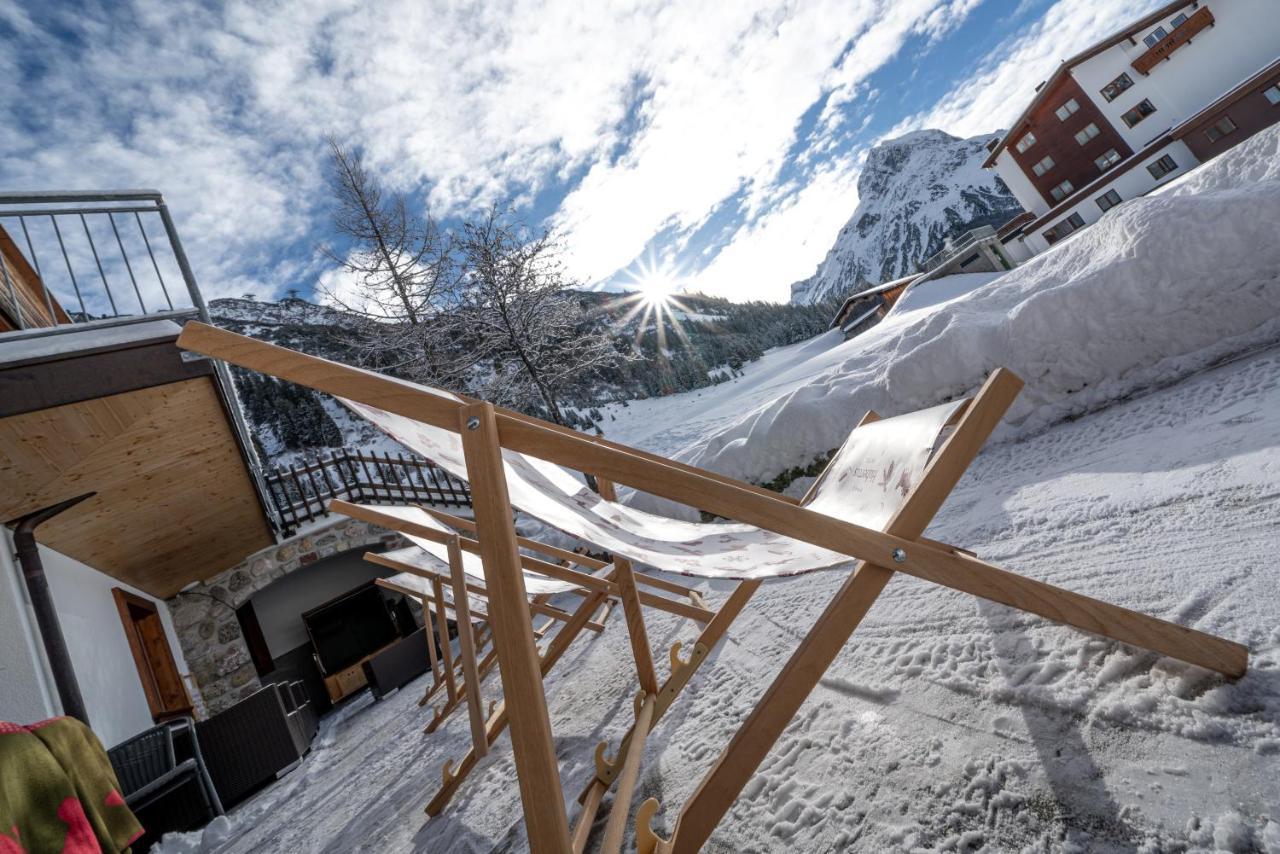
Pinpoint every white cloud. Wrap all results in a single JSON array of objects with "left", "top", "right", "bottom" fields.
[
  {"left": 686, "top": 153, "right": 864, "bottom": 303},
  {"left": 888, "top": 0, "right": 1169, "bottom": 139},
  {"left": 0, "top": 0, "right": 989, "bottom": 305}
]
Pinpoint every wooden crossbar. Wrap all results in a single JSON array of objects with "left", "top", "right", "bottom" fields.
[
  {"left": 426, "top": 507, "right": 706, "bottom": 600},
  {"left": 367, "top": 551, "right": 606, "bottom": 633},
  {"left": 341, "top": 500, "right": 714, "bottom": 626}
]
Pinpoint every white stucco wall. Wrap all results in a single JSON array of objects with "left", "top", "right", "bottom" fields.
[
  {"left": 0, "top": 532, "right": 191, "bottom": 748},
  {"left": 991, "top": 148, "right": 1049, "bottom": 216},
  {"left": 1071, "top": 0, "right": 1280, "bottom": 150}
]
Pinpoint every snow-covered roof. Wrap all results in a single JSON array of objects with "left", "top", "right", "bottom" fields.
[{"left": 0, "top": 316, "right": 187, "bottom": 369}]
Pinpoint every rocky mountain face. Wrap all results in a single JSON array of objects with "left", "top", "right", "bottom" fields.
[{"left": 789, "top": 129, "right": 1024, "bottom": 305}]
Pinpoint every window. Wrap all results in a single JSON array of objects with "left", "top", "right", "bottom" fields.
[
  {"left": 1095, "top": 148, "right": 1122, "bottom": 171},
  {"left": 1121, "top": 99, "right": 1157, "bottom": 127},
  {"left": 1203, "top": 116, "right": 1238, "bottom": 143},
  {"left": 1031, "top": 155, "right": 1055, "bottom": 176},
  {"left": 1170, "top": 12, "right": 1188, "bottom": 27},
  {"left": 1096, "top": 189, "right": 1122, "bottom": 212},
  {"left": 1265, "top": 83, "right": 1280, "bottom": 105},
  {"left": 1074, "top": 123, "right": 1101, "bottom": 145},
  {"left": 1015, "top": 131, "right": 1037, "bottom": 153},
  {"left": 1043, "top": 212, "right": 1086, "bottom": 245},
  {"left": 1101, "top": 72, "right": 1134, "bottom": 102},
  {"left": 1050, "top": 179, "right": 1075, "bottom": 202},
  {"left": 1055, "top": 98, "right": 1080, "bottom": 121},
  {"left": 1143, "top": 26, "right": 1168, "bottom": 48},
  {"left": 1147, "top": 154, "right": 1178, "bottom": 180}
]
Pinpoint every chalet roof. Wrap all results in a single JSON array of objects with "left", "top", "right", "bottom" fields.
[
  {"left": 982, "top": 0, "right": 1193, "bottom": 168},
  {"left": 829, "top": 273, "right": 922, "bottom": 328}
]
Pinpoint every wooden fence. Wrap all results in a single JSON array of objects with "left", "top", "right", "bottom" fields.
[{"left": 264, "top": 449, "right": 471, "bottom": 533}]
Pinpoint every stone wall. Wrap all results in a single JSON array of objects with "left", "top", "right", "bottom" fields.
[{"left": 166, "top": 518, "right": 405, "bottom": 715}]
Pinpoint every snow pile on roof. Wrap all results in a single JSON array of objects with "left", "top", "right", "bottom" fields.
[{"left": 675, "top": 125, "right": 1280, "bottom": 494}]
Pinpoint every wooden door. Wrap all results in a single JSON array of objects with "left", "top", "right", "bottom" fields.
[{"left": 112, "top": 588, "right": 192, "bottom": 721}]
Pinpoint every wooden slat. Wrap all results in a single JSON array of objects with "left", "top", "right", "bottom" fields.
[
  {"left": 600, "top": 693, "right": 656, "bottom": 854},
  {"left": 459, "top": 401, "right": 571, "bottom": 852},
  {"left": 426, "top": 578, "right": 615, "bottom": 817},
  {"left": 598, "top": 478, "right": 658, "bottom": 696},
  {"left": 448, "top": 535, "right": 489, "bottom": 757}
]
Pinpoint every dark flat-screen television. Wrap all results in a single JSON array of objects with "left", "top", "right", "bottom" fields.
[{"left": 302, "top": 583, "right": 397, "bottom": 674}]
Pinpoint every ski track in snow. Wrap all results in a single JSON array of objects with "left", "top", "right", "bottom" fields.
[{"left": 158, "top": 345, "right": 1280, "bottom": 854}]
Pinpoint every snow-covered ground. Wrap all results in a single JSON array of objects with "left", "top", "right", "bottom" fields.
[{"left": 158, "top": 128, "right": 1280, "bottom": 853}]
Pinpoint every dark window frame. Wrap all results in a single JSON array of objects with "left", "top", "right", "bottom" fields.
[
  {"left": 1121, "top": 99, "right": 1157, "bottom": 128},
  {"left": 1097, "top": 189, "right": 1122, "bottom": 212},
  {"left": 1204, "top": 116, "right": 1238, "bottom": 143},
  {"left": 1095, "top": 148, "right": 1122, "bottom": 171},
  {"left": 1101, "top": 72, "right": 1134, "bottom": 102},
  {"left": 1147, "top": 154, "right": 1178, "bottom": 180},
  {"left": 1050, "top": 179, "right": 1075, "bottom": 202},
  {"left": 1143, "top": 25, "right": 1168, "bottom": 48}
]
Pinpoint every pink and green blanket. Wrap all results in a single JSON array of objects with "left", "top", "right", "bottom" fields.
[{"left": 0, "top": 717, "right": 142, "bottom": 854}]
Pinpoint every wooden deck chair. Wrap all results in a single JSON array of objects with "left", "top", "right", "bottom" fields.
[
  {"left": 177, "top": 322, "right": 1248, "bottom": 854},
  {"left": 330, "top": 499, "right": 721, "bottom": 809}
]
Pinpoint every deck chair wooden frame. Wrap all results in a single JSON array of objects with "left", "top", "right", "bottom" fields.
[
  {"left": 332, "top": 498, "right": 722, "bottom": 812},
  {"left": 177, "top": 322, "right": 1248, "bottom": 854}
]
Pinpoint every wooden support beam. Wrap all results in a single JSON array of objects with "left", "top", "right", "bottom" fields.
[
  {"left": 430, "top": 577, "right": 458, "bottom": 705},
  {"left": 448, "top": 535, "right": 489, "bottom": 757},
  {"left": 459, "top": 401, "right": 571, "bottom": 852},
  {"left": 598, "top": 478, "right": 658, "bottom": 696},
  {"left": 600, "top": 693, "right": 656, "bottom": 854}
]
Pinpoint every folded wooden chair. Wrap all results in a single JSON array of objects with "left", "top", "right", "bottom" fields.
[
  {"left": 178, "top": 322, "right": 1248, "bottom": 854},
  {"left": 331, "top": 499, "right": 721, "bottom": 811}
]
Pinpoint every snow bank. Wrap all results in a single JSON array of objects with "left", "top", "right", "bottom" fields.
[{"left": 676, "top": 125, "right": 1280, "bottom": 492}]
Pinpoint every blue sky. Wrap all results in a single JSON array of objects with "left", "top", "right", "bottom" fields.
[{"left": 0, "top": 0, "right": 1162, "bottom": 304}]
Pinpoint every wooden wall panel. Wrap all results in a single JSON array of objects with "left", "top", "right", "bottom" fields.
[
  {"left": 0, "top": 378, "right": 274, "bottom": 597},
  {"left": 1006, "top": 75, "right": 1134, "bottom": 207},
  {"left": 0, "top": 224, "right": 70, "bottom": 331}
]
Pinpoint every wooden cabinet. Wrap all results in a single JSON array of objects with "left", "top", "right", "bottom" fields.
[{"left": 321, "top": 642, "right": 398, "bottom": 703}]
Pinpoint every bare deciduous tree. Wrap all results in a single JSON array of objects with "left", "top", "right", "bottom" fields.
[
  {"left": 319, "top": 135, "right": 458, "bottom": 377},
  {"left": 453, "top": 206, "right": 622, "bottom": 425}
]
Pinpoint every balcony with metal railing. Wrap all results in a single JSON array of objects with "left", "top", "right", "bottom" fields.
[
  {"left": 918, "top": 225, "right": 999, "bottom": 274},
  {"left": 0, "top": 190, "right": 211, "bottom": 333}
]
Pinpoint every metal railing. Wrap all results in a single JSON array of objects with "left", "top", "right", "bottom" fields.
[
  {"left": 265, "top": 450, "right": 472, "bottom": 535},
  {"left": 919, "top": 225, "right": 998, "bottom": 274},
  {"left": 0, "top": 190, "right": 211, "bottom": 330}
]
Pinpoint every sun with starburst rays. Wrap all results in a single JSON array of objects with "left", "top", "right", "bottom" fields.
[{"left": 606, "top": 258, "right": 697, "bottom": 355}]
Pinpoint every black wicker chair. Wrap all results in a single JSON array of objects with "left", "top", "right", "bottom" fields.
[
  {"left": 108, "top": 718, "right": 221, "bottom": 835},
  {"left": 196, "top": 684, "right": 304, "bottom": 808},
  {"left": 363, "top": 628, "right": 430, "bottom": 700}
]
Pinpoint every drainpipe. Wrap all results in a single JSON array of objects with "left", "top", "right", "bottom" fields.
[{"left": 9, "top": 493, "right": 95, "bottom": 724}]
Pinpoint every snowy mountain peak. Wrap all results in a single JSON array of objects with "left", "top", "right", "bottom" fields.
[{"left": 789, "top": 129, "right": 1023, "bottom": 305}]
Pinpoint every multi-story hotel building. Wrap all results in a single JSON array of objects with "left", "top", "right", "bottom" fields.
[{"left": 985, "top": 0, "right": 1280, "bottom": 259}]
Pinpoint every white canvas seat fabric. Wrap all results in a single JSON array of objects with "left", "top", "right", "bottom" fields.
[
  {"left": 358, "top": 503, "right": 595, "bottom": 596},
  {"left": 341, "top": 389, "right": 964, "bottom": 581},
  {"left": 378, "top": 545, "right": 492, "bottom": 624}
]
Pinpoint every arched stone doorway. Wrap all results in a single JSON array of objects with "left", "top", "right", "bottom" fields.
[{"left": 166, "top": 518, "right": 406, "bottom": 715}]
